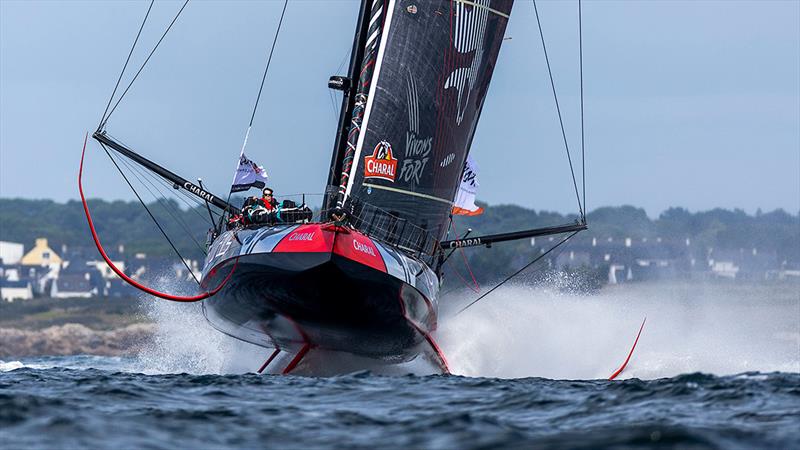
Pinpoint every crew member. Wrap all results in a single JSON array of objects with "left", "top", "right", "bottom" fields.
[
  {"left": 239, "top": 187, "right": 278, "bottom": 224},
  {"left": 259, "top": 187, "right": 278, "bottom": 211}
]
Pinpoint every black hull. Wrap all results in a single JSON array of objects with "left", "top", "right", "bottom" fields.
[{"left": 202, "top": 251, "right": 436, "bottom": 362}]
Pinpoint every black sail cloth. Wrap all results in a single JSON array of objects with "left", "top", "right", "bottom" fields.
[{"left": 341, "top": 0, "right": 513, "bottom": 253}]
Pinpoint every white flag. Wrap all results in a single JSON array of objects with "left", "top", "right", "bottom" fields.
[
  {"left": 452, "top": 155, "right": 484, "bottom": 216},
  {"left": 230, "top": 153, "right": 269, "bottom": 193}
]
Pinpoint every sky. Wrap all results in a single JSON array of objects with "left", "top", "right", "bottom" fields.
[{"left": 1, "top": 0, "right": 798, "bottom": 218}]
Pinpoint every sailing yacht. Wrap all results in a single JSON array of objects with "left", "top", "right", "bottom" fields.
[{"left": 81, "top": 0, "right": 590, "bottom": 374}]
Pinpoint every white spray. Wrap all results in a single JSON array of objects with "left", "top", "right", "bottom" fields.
[
  {"left": 438, "top": 281, "right": 800, "bottom": 379},
  {"left": 130, "top": 272, "right": 799, "bottom": 379}
]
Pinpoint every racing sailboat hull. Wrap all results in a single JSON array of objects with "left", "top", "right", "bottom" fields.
[{"left": 200, "top": 223, "right": 440, "bottom": 362}]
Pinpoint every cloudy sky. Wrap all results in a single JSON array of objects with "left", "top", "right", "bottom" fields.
[{"left": 1, "top": 0, "right": 798, "bottom": 217}]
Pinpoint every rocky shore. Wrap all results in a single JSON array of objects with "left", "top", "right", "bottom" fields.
[{"left": 0, "top": 323, "right": 155, "bottom": 357}]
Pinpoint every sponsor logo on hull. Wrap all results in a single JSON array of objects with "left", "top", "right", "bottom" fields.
[
  {"left": 289, "top": 232, "right": 315, "bottom": 241},
  {"left": 273, "top": 225, "right": 334, "bottom": 253},
  {"left": 353, "top": 239, "right": 377, "bottom": 257},
  {"left": 334, "top": 234, "right": 386, "bottom": 273}
]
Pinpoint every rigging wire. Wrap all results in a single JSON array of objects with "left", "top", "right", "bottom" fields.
[
  {"left": 113, "top": 154, "right": 209, "bottom": 256},
  {"left": 106, "top": 133, "right": 219, "bottom": 225},
  {"left": 450, "top": 220, "right": 480, "bottom": 293},
  {"left": 248, "top": 0, "right": 289, "bottom": 129},
  {"left": 100, "top": 0, "right": 190, "bottom": 129},
  {"left": 110, "top": 140, "right": 218, "bottom": 225},
  {"left": 454, "top": 231, "right": 579, "bottom": 316},
  {"left": 101, "top": 143, "right": 201, "bottom": 285},
  {"left": 532, "top": 0, "right": 584, "bottom": 220},
  {"left": 578, "top": 0, "right": 586, "bottom": 219},
  {"left": 98, "top": 0, "right": 154, "bottom": 129},
  {"left": 222, "top": 0, "right": 289, "bottom": 216},
  {"left": 328, "top": 47, "right": 353, "bottom": 120}
]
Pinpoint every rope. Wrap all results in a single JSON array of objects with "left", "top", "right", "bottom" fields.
[
  {"left": 532, "top": 0, "right": 584, "bottom": 219},
  {"left": 98, "top": 0, "right": 154, "bottom": 129},
  {"left": 101, "top": 143, "right": 201, "bottom": 285},
  {"left": 101, "top": 0, "right": 190, "bottom": 129},
  {"left": 80, "top": 135, "right": 237, "bottom": 302},
  {"left": 454, "top": 231, "right": 579, "bottom": 316}
]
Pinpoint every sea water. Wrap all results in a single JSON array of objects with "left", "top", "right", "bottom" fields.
[{"left": 1, "top": 281, "right": 798, "bottom": 448}]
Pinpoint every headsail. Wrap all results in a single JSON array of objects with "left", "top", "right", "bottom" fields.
[{"left": 338, "top": 0, "right": 513, "bottom": 251}]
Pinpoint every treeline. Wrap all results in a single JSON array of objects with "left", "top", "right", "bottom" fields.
[
  {"left": 1, "top": 198, "right": 797, "bottom": 273},
  {"left": 449, "top": 204, "right": 799, "bottom": 284},
  {"left": 455, "top": 204, "right": 799, "bottom": 256},
  {"left": 0, "top": 198, "right": 213, "bottom": 260}
]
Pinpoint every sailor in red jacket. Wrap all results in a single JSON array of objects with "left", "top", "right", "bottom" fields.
[
  {"left": 228, "top": 187, "right": 279, "bottom": 228},
  {"left": 240, "top": 187, "right": 279, "bottom": 224},
  {"left": 259, "top": 187, "right": 278, "bottom": 211}
]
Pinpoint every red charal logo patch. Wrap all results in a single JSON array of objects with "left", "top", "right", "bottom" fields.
[{"left": 364, "top": 141, "right": 397, "bottom": 182}]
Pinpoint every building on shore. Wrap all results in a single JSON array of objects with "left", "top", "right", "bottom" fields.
[
  {"left": 20, "top": 238, "right": 62, "bottom": 267},
  {"left": 0, "top": 241, "right": 24, "bottom": 265},
  {"left": 0, "top": 277, "right": 33, "bottom": 301}
]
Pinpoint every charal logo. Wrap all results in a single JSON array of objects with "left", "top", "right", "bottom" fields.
[
  {"left": 289, "top": 232, "right": 315, "bottom": 241},
  {"left": 364, "top": 141, "right": 397, "bottom": 182},
  {"left": 353, "top": 239, "right": 377, "bottom": 257}
]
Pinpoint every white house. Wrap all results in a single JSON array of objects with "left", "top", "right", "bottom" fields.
[{"left": 0, "top": 241, "right": 24, "bottom": 265}]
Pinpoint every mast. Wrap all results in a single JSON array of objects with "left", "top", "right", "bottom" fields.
[{"left": 324, "top": 0, "right": 373, "bottom": 213}]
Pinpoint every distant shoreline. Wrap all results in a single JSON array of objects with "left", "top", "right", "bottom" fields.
[
  {"left": 0, "top": 323, "right": 154, "bottom": 358},
  {"left": 1, "top": 280, "right": 797, "bottom": 358}
]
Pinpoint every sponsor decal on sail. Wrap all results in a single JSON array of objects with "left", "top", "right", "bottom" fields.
[
  {"left": 399, "top": 131, "right": 431, "bottom": 185},
  {"left": 399, "top": 71, "right": 432, "bottom": 186},
  {"left": 444, "top": 0, "right": 491, "bottom": 126},
  {"left": 364, "top": 141, "right": 398, "bottom": 182}
]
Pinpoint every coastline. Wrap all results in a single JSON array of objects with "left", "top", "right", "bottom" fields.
[{"left": 0, "top": 323, "right": 154, "bottom": 358}]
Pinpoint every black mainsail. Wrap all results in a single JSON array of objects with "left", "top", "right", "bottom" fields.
[{"left": 334, "top": 0, "right": 514, "bottom": 253}]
